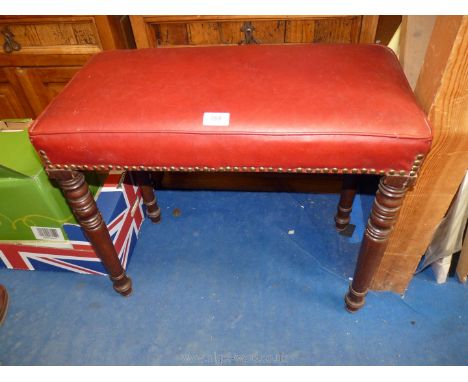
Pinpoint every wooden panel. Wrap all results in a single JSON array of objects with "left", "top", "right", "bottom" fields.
[
  {"left": 187, "top": 22, "right": 221, "bottom": 45},
  {"left": 0, "top": 17, "right": 102, "bottom": 55},
  {"left": 285, "top": 20, "right": 315, "bottom": 43},
  {"left": 0, "top": 70, "right": 30, "bottom": 119},
  {"left": 129, "top": 15, "right": 152, "bottom": 48},
  {"left": 219, "top": 22, "right": 244, "bottom": 44},
  {"left": 14, "top": 66, "right": 80, "bottom": 117},
  {"left": 155, "top": 23, "right": 189, "bottom": 46},
  {"left": 31, "top": 67, "right": 80, "bottom": 99},
  {"left": 130, "top": 16, "right": 376, "bottom": 48},
  {"left": 0, "top": 16, "right": 132, "bottom": 119},
  {"left": 371, "top": 16, "right": 468, "bottom": 293},
  {"left": 0, "top": 83, "right": 25, "bottom": 118},
  {"left": 359, "top": 16, "right": 379, "bottom": 43},
  {"left": 250, "top": 20, "right": 286, "bottom": 44},
  {"left": 94, "top": 16, "right": 133, "bottom": 50},
  {"left": 0, "top": 53, "right": 91, "bottom": 67},
  {"left": 313, "top": 17, "right": 362, "bottom": 43}
]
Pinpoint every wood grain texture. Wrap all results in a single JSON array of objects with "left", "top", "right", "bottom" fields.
[
  {"left": 94, "top": 16, "right": 131, "bottom": 50},
  {"left": 156, "top": 23, "right": 189, "bottom": 46},
  {"left": 359, "top": 16, "right": 379, "bottom": 43},
  {"left": 285, "top": 20, "right": 315, "bottom": 43},
  {"left": 251, "top": 20, "right": 286, "bottom": 43},
  {"left": 14, "top": 66, "right": 80, "bottom": 117},
  {"left": 313, "top": 17, "right": 361, "bottom": 43},
  {"left": 0, "top": 54, "right": 91, "bottom": 67},
  {"left": 415, "top": 16, "right": 463, "bottom": 112},
  {"left": 187, "top": 22, "right": 221, "bottom": 45},
  {"left": 130, "top": 16, "right": 376, "bottom": 48},
  {"left": 0, "top": 68, "right": 33, "bottom": 118},
  {"left": 371, "top": 16, "right": 468, "bottom": 293},
  {"left": 129, "top": 15, "right": 151, "bottom": 48},
  {"left": 0, "top": 16, "right": 132, "bottom": 118},
  {"left": 219, "top": 21, "right": 244, "bottom": 44},
  {"left": 0, "top": 17, "right": 101, "bottom": 55}
]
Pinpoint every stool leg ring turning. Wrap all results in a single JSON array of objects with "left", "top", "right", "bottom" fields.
[
  {"left": 345, "top": 175, "right": 412, "bottom": 312},
  {"left": 48, "top": 170, "right": 132, "bottom": 296},
  {"left": 335, "top": 175, "right": 358, "bottom": 231},
  {"left": 135, "top": 171, "right": 162, "bottom": 223}
]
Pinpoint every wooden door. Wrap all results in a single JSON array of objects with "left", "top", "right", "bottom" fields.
[
  {"left": 0, "top": 68, "right": 32, "bottom": 118},
  {"left": 13, "top": 66, "right": 80, "bottom": 117}
]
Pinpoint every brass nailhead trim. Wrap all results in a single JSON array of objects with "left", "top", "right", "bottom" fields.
[
  {"left": 42, "top": 164, "right": 417, "bottom": 176},
  {"left": 39, "top": 152, "right": 426, "bottom": 177}
]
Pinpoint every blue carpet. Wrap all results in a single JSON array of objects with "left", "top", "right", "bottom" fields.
[{"left": 0, "top": 189, "right": 467, "bottom": 365}]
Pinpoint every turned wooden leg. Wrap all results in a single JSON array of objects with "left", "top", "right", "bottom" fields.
[
  {"left": 134, "top": 171, "right": 162, "bottom": 223},
  {"left": 48, "top": 170, "right": 132, "bottom": 296},
  {"left": 345, "top": 175, "right": 414, "bottom": 312},
  {"left": 335, "top": 175, "right": 358, "bottom": 231}
]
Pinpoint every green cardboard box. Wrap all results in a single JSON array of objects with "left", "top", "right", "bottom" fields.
[{"left": 0, "top": 119, "right": 101, "bottom": 242}]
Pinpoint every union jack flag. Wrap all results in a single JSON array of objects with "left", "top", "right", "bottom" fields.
[{"left": 0, "top": 172, "right": 145, "bottom": 276}]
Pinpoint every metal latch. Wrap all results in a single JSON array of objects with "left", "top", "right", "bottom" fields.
[
  {"left": 239, "top": 22, "right": 260, "bottom": 45},
  {"left": 1, "top": 26, "right": 21, "bottom": 54}
]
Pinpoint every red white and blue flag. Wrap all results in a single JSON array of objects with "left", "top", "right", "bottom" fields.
[{"left": 0, "top": 172, "right": 145, "bottom": 275}]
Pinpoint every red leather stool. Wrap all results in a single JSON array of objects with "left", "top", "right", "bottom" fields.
[{"left": 29, "top": 44, "right": 432, "bottom": 312}]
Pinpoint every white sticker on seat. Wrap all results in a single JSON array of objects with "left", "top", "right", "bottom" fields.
[{"left": 203, "top": 112, "right": 230, "bottom": 127}]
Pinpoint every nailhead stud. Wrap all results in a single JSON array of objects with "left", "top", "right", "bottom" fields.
[{"left": 41, "top": 162, "right": 421, "bottom": 178}]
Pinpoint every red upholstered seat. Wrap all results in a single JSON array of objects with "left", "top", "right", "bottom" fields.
[{"left": 29, "top": 44, "right": 431, "bottom": 176}]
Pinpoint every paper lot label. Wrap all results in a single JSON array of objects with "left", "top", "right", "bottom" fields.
[{"left": 203, "top": 112, "right": 230, "bottom": 127}]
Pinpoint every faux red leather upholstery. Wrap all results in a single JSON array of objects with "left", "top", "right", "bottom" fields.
[{"left": 29, "top": 44, "right": 432, "bottom": 174}]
